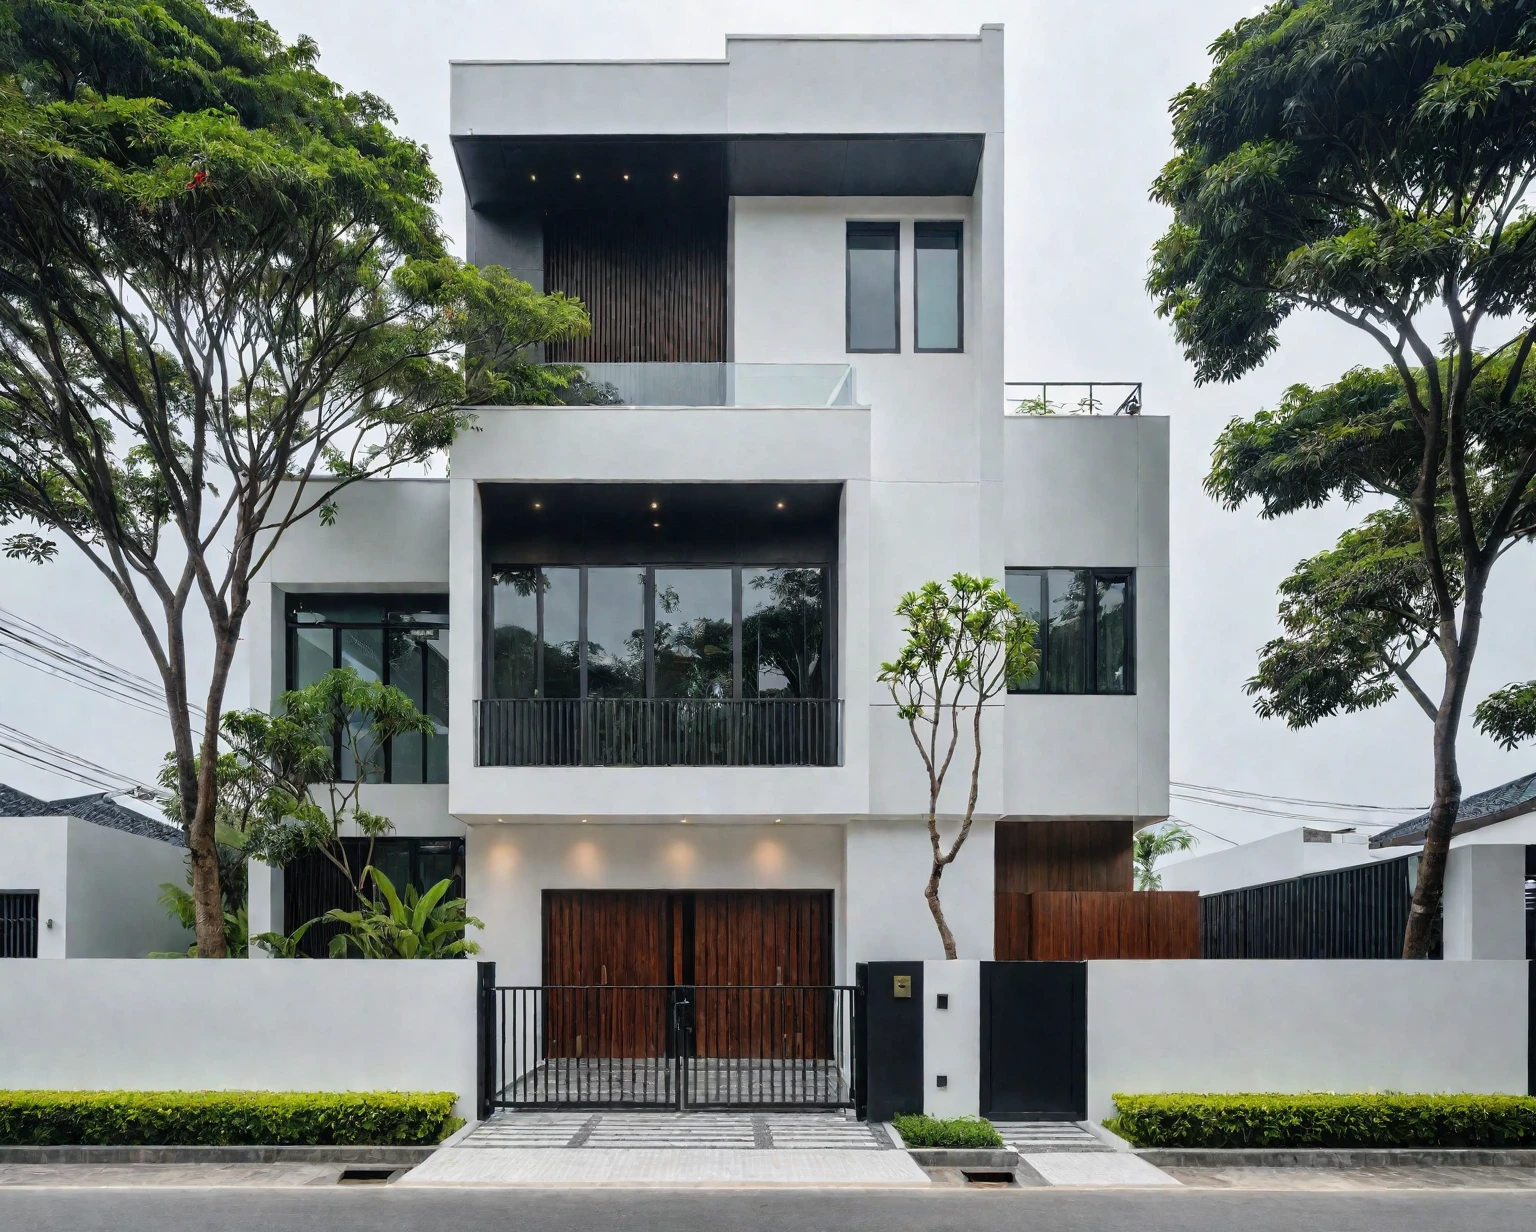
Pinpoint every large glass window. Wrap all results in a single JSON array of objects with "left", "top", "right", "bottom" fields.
[
  {"left": 915, "top": 221, "right": 963, "bottom": 351},
  {"left": 585, "top": 568, "right": 645, "bottom": 698},
  {"left": 286, "top": 595, "right": 449, "bottom": 782},
  {"left": 743, "top": 567, "right": 825, "bottom": 698},
  {"left": 1004, "top": 569, "right": 1134, "bottom": 695},
  {"left": 846, "top": 222, "right": 899, "bottom": 353},
  {"left": 489, "top": 565, "right": 830, "bottom": 701},
  {"left": 653, "top": 568, "right": 733, "bottom": 698}
]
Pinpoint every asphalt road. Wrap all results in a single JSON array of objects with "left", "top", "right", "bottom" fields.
[{"left": 2, "top": 1187, "right": 1534, "bottom": 1232}]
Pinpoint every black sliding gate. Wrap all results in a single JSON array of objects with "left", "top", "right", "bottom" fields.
[{"left": 479, "top": 974, "right": 860, "bottom": 1113}]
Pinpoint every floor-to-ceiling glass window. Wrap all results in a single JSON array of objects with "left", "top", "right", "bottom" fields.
[
  {"left": 286, "top": 595, "right": 449, "bottom": 782},
  {"left": 487, "top": 564, "right": 829, "bottom": 701}
]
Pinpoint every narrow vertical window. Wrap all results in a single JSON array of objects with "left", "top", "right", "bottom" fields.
[
  {"left": 915, "top": 221, "right": 962, "bottom": 351},
  {"left": 1095, "top": 575, "right": 1131, "bottom": 694},
  {"left": 846, "top": 222, "right": 899, "bottom": 353},
  {"left": 1003, "top": 570, "right": 1044, "bottom": 692}
]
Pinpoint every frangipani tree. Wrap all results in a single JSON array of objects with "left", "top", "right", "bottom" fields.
[
  {"left": 878, "top": 574, "right": 1037, "bottom": 959},
  {"left": 1149, "top": 0, "right": 1536, "bottom": 956}
]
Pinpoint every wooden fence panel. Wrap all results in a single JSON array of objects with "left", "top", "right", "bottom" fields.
[{"left": 995, "top": 891, "right": 1199, "bottom": 960}]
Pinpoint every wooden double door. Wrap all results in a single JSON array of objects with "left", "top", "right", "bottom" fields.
[{"left": 542, "top": 889, "right": 833, "bottom": 1059}]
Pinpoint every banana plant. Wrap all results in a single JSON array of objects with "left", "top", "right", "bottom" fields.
[{"left": 324, "top": 867, "right": 484, "bottom": 959}]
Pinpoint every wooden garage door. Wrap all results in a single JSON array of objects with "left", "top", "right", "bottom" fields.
[
  {"left": 541, "top": 890, "right": 834, "bottom": 1059},
  {"left": 542, "top": 891, "right": 670, "bottom": 1058},
  {"left": 692, "top": 890, "right": 832, "bottom": 1060}
]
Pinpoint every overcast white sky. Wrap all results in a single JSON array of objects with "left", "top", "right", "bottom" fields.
[{"left": 2, "top": 0, "right": 1532, "bottom": 857}]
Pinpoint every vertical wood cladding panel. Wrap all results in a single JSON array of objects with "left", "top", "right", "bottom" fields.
[
  {"left": 542, "top": 890, "right": 671, "bottom": 1058},
  {"left": 995, "top": 820, "right": 1134, "bottom": 894},
  {"left": 995, "top": 891, "right": 1200, "bottom": 960},
  {"left": 544, "top": 209, "right": 726, "bottom": 363}
]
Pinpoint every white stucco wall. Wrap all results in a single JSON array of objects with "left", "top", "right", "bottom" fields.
[
  {"left": 845, "top": 820, "right": 995, "bottom": 965},
  {"left": 1160, "top": 828, "right": 1392, "bottom": 895},
  {"left": 1001, "top": 415, "right": 1170, "bottom": 822},
  {"left": 1442, "top": 844, "right": 1529, "bottom": 960},
  {"left": 1085, "top": 960, "right": 1530, "bottom": 1123},
  {"left": 0, "top": 817, "right": 68, "bottom": 959},
  {"left": 0, "top": 960, "right": 479, "bottom": 1113},
  {"left": 468, "top": 822, "right": 845, "bottom": 984},
  {"left": 0, "top": 818, "right": 187, "bottom": 958},
  {"left": 64, "top": 820, "right": 190, "bottom": 958},
  {"left": 922, "top": 959, "right": 982, "bottom": 1117},
  {"left": 451, "top": 32, "right": 1000, "bottom": 140}
]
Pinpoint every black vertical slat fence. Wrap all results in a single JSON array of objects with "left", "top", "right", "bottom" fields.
[
  {"left": 0, "top": 891, "right": 40, "bottom": 958},
  {"left": 477, "top": 698, "right": 842, "bottom": 768},
  {"left": 1200, "top": 854, "right": 1441, "bottom": 959},
  {"left": 486, "top": 984, "right": 857, "bottom": 1111}
]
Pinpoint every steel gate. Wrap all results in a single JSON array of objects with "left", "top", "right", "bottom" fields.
[{"left": 479, "top": 975, "right": 859, "bottom": 1113}]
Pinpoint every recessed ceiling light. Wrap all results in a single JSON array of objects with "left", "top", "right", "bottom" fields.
[
  {"left": 672, "top": 172, "right": 679, "bottom": 180},
  {"left": 650, "top": 501, "right": 658, "bottom": 510},
  {"left": 653, "top": 521, "right": 660, "bottom": 528},
  {"left": 574, "top": 172, "right": 581, "bottom": 180},
  {"left": 776, "top": 501, "right": 786, "bottom": 510},
  {"left": 774, "top": 818, "right": 782, "bottom": 824},
  {"left": 529, "top": 174, "right": 536, "bottom": 181},
  {"left": 533, "top": 501, "right": 542, "bottom": 510},
  {"left": 623, "top": 173, "right": 630, "bottom": 181},
  {"left": 581, "top": 818, "right": 587, "bottom": 824},
  {"left": 680, "top": 818, "right": 689, "bottom": 824}
]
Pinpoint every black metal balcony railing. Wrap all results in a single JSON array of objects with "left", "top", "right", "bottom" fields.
[{"left": 476, "top": 698, "right": 843, "bottom": 768}]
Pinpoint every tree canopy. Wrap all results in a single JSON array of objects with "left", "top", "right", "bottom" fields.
[
  {"left": 0, "top": 0, "right": 588, "bottom": 955},
  {"left": 1150, "top": 0, "right": 1536, "bottom": 956}
]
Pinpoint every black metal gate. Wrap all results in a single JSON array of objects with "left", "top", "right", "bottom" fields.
[
  {"left": 479, "top": 973, "right": 859, "bottom": 1113},
  {"left": 979, "top": 961, "right": 1086, "bottom": 1121}
]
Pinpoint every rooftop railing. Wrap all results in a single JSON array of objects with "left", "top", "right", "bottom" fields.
[
  {"left": 1004, "top": 382, "right": 1142, "bottom": 417},
  {"left": 547, "top": 363, "right": 857, "bottom": 408}
]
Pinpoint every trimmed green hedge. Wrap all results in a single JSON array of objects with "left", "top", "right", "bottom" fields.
[
  {"left": 0, "top": 1091, "right": 462, "bottom": 1146},
  {"left": 1108, "top": 1093, "right": 1536, "bottom": 1149},
  {"left": 892, "top": 1113, "right": 1005, "bottom": 1149}
]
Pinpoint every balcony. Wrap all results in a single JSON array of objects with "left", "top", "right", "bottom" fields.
[
  {"left": 1004, "top": 382, "right": 1143, "bottom": 417},
  {"left": 475, "top": 698, "right": 843, "bottom": 768},
  {"left": 551, "top": 363, "right": 857, "bottom": 408}
]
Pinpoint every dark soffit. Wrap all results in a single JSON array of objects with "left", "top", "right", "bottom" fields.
[{"left": 452, "top": 134, "right": 984, "bottom": 209}]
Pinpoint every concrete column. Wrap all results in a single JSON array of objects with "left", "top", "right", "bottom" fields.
[
  {"left": 922, "top": 959, "right": 981, "bottom": 1117},
  {"left": 246, "top": 859, "right": 284, "bottom": 956},
  {"left": 1441, "top": 844, "right": 1526, "bottom": 959}
]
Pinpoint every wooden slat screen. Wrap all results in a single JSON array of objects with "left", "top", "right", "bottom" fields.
[
  {"left": 995, "top": 820, "right": 1134, "bottom": 894},
  {"left": 544, "top": 209, "right": 726, "bottom": 363},
  {"left": 994, "top": 891, "right": 1200, "bottom": 960}
]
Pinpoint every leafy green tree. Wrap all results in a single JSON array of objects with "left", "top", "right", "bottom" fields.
[
  {"left": 878, "top": 574, "right": 1038, "bottom": 959},
  {"left": 1133, "top": 822, "right": 1198, "bottom": 892},
  {"left": 220, "top": 666, "right": 435, "bottom": 897},
  {"left": 1149, "top": 0, "right": 1536, "bottom": 956},
  {"left": 0, "top": 1, "right": 588, "bottom": 955}
]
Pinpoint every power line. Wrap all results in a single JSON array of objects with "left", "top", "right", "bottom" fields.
[
  {"left": 0, "top": 719, "right": 162, "bottom": 798},
  {"left": 1173, "top": 779, "right": 1423, "bottom": 813},
  {"left": 0, "top": 603, "right": 204, "bottom": 719},
  {"left": 1170, "top": 790, "right": 1398, "bottom": 828}
]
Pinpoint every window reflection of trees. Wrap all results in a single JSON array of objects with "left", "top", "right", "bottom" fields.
[
  {"left": 653, "top": 572, "right": 733, "bottom": 699},
  {"left": 744, "top": 568, "right": 825, "bottom": 699}
]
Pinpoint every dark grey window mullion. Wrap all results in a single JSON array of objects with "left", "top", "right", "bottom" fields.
[
  {"left": 731, "top": 566, "right": 743, "bottom": 700},
  {"left": 578, "top": 566, "right": 589, "bottom": 699},
  {"left": 331, "top": 627, "right": 343, "bottom": 777},
  {"left": 535, "top": 567, "right": 546, "bottom": 698},
  {"left": 1127, "top": 571, "right": 1138, "bottom": 694},
  {"left": 1085, "top": 569, "right": 1099, "bottom": 697},
  {"left": 1035, "top": 571, "right": 1048, "bottom": 694},
  {"left": 644, "top": 567, "right": 656, "bottom": 699}
]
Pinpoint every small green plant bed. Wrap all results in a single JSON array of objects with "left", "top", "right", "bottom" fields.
[
  {"left": 1108, "top": 1093, "right": 1536, "bottom": 1149},
  {"left": 892, "top": 1113, "right": 1005, "bottom": 1149},
  {"left": 0, "top": 1090, "right": 462, "bottom": 1146}
]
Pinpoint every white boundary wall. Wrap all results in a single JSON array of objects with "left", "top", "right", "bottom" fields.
[
  {"left": 0, "top": 961, "right": 480, "bottom": 1114},
  {"left": 1086, "top": 960, "right": 1530, "bottom": 1123}
]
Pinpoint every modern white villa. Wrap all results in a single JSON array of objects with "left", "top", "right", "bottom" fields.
[{"left": 245, "top": 28, "right": 1172, "bottom": 989}]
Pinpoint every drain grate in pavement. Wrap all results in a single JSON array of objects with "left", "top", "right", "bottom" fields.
[{"left": 336, "top": 1168, "right": 395, "bottom": 1184}]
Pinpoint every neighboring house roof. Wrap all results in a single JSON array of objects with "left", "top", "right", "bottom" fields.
[
  {"left": 1370, "top": 770, "right": 1536, "bottom": 848},
  {"left": 0, "top": 783, "right": 186, "bottom": 847}
]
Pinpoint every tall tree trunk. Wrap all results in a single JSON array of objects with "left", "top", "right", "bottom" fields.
[
  {"left": 1403, "top": 572, "right": 1483, "bottom": 959},
  {"left": 925, "top": 863, "right": 958, "bottom": 960}
]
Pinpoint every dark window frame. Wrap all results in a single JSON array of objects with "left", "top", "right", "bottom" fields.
[
  {"left": 0, "top": 890, "right": 40, "bottom": 958},
  {"left": 283, "top": 594, "right": 450, "bottom": 784},
  {"left": 1005, "top": 568, "right": 1136, "bottom": 696},
  {"left": 914, "top": 220, "right": 964, "bottom": 353},
  {"left": 845, "top": 221, "right": 901, "bottom": 354},
  {"left": 488, "top": 563, "right": 833, "bottom": 702}
]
